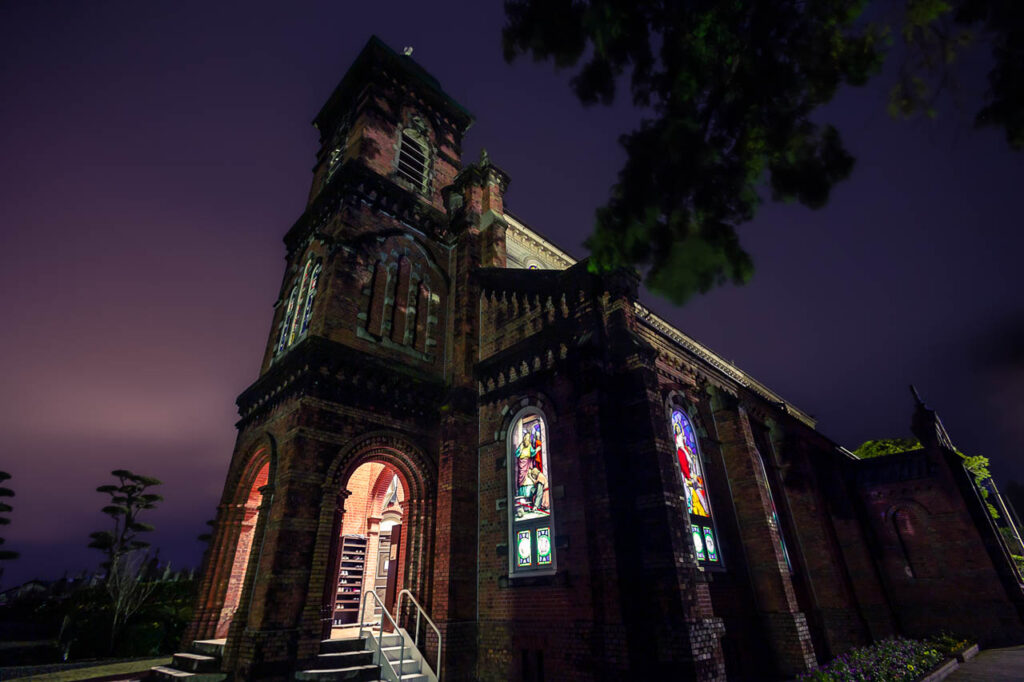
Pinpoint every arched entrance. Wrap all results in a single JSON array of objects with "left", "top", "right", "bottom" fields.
[
  {"left": 315, "top": 433, "right": 436, "bottom": 642},
  {"left": 217, "top": 459, "right": 270, "bottom": 638},
  {"left": 331, "top": 463, "right": 407, "bottom": 636}
]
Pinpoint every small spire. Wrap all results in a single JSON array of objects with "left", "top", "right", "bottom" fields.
[
  {"left": 403, "top": 46, "right": 414, "bottom": 56},
  {"left": 480, "top": 148, "right": 490, "bottom": 166}
]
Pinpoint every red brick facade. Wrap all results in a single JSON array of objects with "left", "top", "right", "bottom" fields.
[{"left": 185, "top": 37, "right": 1024, "bottom": 681}]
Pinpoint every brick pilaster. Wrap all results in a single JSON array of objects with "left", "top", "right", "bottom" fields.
[{"left": 713, "top": 399, "right": 816, "bottom": 676}]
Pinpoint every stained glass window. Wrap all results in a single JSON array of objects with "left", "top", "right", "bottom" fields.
[
  {"left": 517, "top": 530, "right": 532, "bottom": 567},
  {"left": 512, "top": 414, "right": 550, "bottom": 524},
  {"left": 671, "top": 408, "right": 723, "bottom": 568},
  {"left": 537, "top": 528, "right": 552, "bottom": 565},
  {"left": 703, "top": 526, "right": 718, "bottom": 562},
  {"left": 276, "top": 255, "right": 322, "bottom": 356},
  {"left": 755, "top": 448, "right": 792, "bottom": 573},
  {"left": 509, "top": 412, "right": 555, "bottom": 575},
  {"left": 692, "top": 524, "right": 706, "bottom": 561}
]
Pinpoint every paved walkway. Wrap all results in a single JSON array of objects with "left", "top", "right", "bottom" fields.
[{"left": 947, "top": 645, "right": 1024, "bottom": 681}]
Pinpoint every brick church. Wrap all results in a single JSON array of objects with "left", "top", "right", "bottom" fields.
[{"left": 177, "top": 36, "right": 1024, "bottom": 681}]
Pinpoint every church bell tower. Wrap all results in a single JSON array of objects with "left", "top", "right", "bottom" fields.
[{"left": 186, "top": 36, "right": 502, "bottom": 680}]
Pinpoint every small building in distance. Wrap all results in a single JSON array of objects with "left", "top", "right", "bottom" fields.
[{"left": 180, "top": 36, "right": 1024, "bottom": 681}]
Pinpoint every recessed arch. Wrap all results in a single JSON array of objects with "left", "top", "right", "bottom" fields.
[{"left": 304, "top": 431, "right": 437, "bottom": 641}]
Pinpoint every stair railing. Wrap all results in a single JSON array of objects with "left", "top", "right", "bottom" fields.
[
  {"left": 358, "top": 589, "right": 404, "bottom": 682},
  {"left": 395, "top": 588, "right": 442, "bottom": 681}
]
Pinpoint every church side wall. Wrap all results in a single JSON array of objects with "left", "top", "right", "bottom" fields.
[
  {"left": 853, "top": 447, "right": 1024, "bottom": 646},
  {"left": 475, "top": 270, "right": 726, "bottom": 681}
]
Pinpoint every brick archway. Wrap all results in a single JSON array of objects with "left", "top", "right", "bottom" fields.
[
  {"left": 300, "top": 431, "right": 437, "bottom": 648},
  {"left": 186, "top": 438, "right": 277, "bottom": 643}
]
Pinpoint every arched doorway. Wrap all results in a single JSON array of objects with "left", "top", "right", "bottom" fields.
[
  {"left": 315, "top": 434, "right": 436, "bottom": 643},
  {"left": 216, "top": 460, "right": 270, "bottom": 638},
  {"left": 330, "top": 463, "right": 407, "bottom": 636}
]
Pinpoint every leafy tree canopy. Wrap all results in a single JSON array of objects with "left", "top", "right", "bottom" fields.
[{"left": 503, "top": 0, "right": 1023, "bottom": 302}]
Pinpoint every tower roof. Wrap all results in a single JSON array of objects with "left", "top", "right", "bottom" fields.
[{"left": 314, "top": 35, "right": 474, "bottom": 137}]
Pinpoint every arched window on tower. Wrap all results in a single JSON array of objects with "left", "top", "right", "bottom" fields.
[
  {"left": 396, "top": 129, "right": 428, "bottom": 193},
  {"left": 508, "top": 410, "right": 555, "bottom": 575},
  {"left": 276, "top": 254, "right": 322, "bottom": 355},
  {"left": 670, "top": 408, "right": 723, "bottom": 568}
]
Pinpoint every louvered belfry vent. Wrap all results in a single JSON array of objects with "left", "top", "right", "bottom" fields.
[{"left": 396, "top": 131, "right": 427, "bottom": 191}]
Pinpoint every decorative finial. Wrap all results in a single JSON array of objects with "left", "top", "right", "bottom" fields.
[
  {"left": 480, "top": 148, "right": 490, "bottom": 166},
  {"left": 403, "top": 46, "right": 414, "bottom": 56}
]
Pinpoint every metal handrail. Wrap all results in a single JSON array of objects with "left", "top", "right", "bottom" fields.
[
  {"left": 358, "top": 589, "right": 404, "bottom": 682},
  {"left": 395, "top": 588, "right": 442, "bottom": 682}
]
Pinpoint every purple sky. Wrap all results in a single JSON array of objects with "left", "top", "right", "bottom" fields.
[{"left": 2, "top": 2, "right": 1022, "bottom": 587}]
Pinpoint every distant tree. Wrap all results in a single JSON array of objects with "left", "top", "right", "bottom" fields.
[
  {"left": 503, "top": 0, "right": 1023, "bottom": 303},
  {"left": 88, "top": 469, "right": 163, "bottom": 571},
  {"left": 0, "top": 471, "right": 18, "bottom": 583},
  {"left": 853, "top": 438, "right": 999, "bottom": 518}
]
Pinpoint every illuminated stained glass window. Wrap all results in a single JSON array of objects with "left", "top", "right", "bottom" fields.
[
  {"left": 276, "top": 254, "right": 322, "bottom": 356},
  {"left": 703, "top": 526, "right": 718, "bottom": 562},
  {"left": 671, "top": 409, "right": 723, "bottom": 568},
  {"left": 509, "top": 412, "right": 555, "bottom": 575},
  {"left": 755, "top": 448, "right": 792, "bottom": 573},
  {"left": 692, "top": 524, "right": 706, "bottom": 561},
  {"left": 517, "top": 530, "right": 532, "bottom": 567},
  {"left": 537, "top": 528, "right": 552, "bottom": 565}
]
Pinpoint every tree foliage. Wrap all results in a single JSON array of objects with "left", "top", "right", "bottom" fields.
[
  {"left": 88, "top": 469, "right": 163, "bottom": 570},
  {"left": 853, "top": 438, "right": 999, "bottom": 519},
  {"left": 503, "top": 0, "right": 1023, "bottom": 302},
  {"left": 853, "top": 438, "right": 923, "bottom": 458}
]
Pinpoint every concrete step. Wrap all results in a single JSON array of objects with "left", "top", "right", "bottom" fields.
[
  {"left": 172, "top": 652, "right": 219, "bottom": 673},
  {"left": 392, "top": 658, "right": 421, "bottom": 675},
  {"left": 375, "top": 633, "right": 403, "bottom": 647},
  {"left": 191, "top": 638, "right": 227, "bottom": 657},
  {"left": 396, "top": 674, "right": 427, "bottom": 682},
  {"left": 320, "top": 637, "right": 368, "bottom": 654},
  {"left": 294, "top": 663, "right": 380, "bottom": 681},
  {"left": 314, "top": 651, "right": 374, "bottom": 669},
  {"left": 151, "top": 665, "right": 227, "bottom": 682},
  {"left": 382, "top": 645, "right": 405, "bottom": 661}
]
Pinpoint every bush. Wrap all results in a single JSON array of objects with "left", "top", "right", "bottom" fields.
[{"left": 797, "top": 637, "right": 944, "bottom": 682}]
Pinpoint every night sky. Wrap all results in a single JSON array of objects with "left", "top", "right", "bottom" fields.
[{"left": 2, "top": 2, "right": 1022, "bottom": 587}]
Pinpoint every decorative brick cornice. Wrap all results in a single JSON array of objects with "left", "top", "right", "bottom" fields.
[
  {"left": 633, "top": 303, "right": 815, "bottom": 428},
  {"left": 284, "top": 161, "right": 452, "bottom": 256},
  {"left": 503, "top": 212, "right": 576, "bottom": 270},
  {"left": 236, "top": 336, "right": 445, "bottom": 427}
]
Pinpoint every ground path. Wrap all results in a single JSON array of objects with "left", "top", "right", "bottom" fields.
[{"left": 947, "top": 645, "right": 1024, "bottom": 681}]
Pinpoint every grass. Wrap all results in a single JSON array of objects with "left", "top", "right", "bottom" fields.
[{"left": 3, "top": 657, "right": 171, "bottom": 682}]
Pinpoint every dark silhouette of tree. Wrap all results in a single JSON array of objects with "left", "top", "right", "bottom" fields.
[
  {"left": 0, "top": 471, "right": 18, "bottom": 583},
  {"left": 88, "top": 469, "right": 163, "bottom": 571},
  {"left": 503, "top": 0, "right": 1023, "bottom": 303},
  {"left": 87, "top": 469, "right": 163, "bottom": 651}
]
